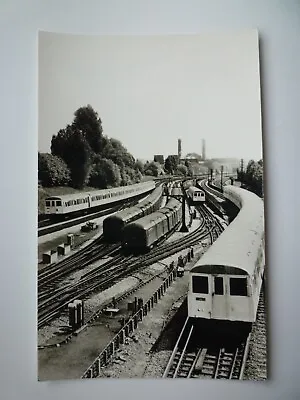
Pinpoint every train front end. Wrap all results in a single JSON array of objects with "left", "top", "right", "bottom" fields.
[
  {"left": 188, "top": 264, "right": 254, "bottom": 323},
  {"left": 44, "top": 197, "right": 64, "bottom": 215}
]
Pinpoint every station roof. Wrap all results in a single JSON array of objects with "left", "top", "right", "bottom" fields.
[{"left": 191, "top": 186, "right": 264, "bottom": 276}]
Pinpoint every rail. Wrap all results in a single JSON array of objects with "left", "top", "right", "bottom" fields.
[
  {"left": 81, "top": 264, "right": 179, "bottom": 379},
  {"left": 162, "top": 317, "right": 190, "bottom": 378}
]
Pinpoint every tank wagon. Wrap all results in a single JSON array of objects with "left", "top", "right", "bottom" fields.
[
  {"left": 44, "top": 181, "right": 155, "bottom": 218},
  {"left": 188, "top": 185, "right": 264, "bottom": 324},
  {"left": 122, "top": 198, "right": 182, "bottom": 253},
  {"left": 103, "top": 184, "right": 163, "bottom": 242}
]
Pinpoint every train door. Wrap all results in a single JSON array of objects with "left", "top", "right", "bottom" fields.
[
  {"left": 87, "top": 195, "right": 91, "bottom": 208},
  {"left": 211, "top": 275, "right": 226, "bottom": 319},
  {"left": 191, "top": 274, "right": 213, "bottom": 319},
  {"left": 227, "top": 275, "right": 250, "bottom": 321}
]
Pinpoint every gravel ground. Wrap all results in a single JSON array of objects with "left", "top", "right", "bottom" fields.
[
  {"left": 93, "top": 254, "right": 202, "bottom": 379},
  {"left": 37, "top": 212, "right": 111, "bottom": 265},
  {"left": 38, "top": 217, "right": 204, "bottom": 381},
  {"left": 243, "top": 289, "right": 267, "bottom": 380}
]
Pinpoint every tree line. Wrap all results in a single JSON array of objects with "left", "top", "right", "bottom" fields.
[
  {"left": 238, "top": 159, "right": 264, "bottom": 197},
  {"left": 38, "top": 105, "right": 197, "bottom": 190},
  {"left": 39, "top": 105, "right": 144, "bottom": 189}
]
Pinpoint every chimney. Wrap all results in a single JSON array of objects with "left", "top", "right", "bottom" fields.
[
  {"left": 202, "top": 139, "right": 206, "bottom": 161},
  {"left": 178, "top": 138, "right": 182, "bottom": 160}
]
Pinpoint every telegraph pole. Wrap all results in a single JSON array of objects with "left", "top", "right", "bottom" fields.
[
  {"left": 179, "top": 182, "right": 189, "bottom": 232},
  {"left": 180, "top": 195, "right": 189, "bottom": 232}
]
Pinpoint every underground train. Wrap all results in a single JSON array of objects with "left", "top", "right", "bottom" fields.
[
  {"left": 44, "top": 181, "right": 156, "bottom": 217},
  {"left": 188, "top": 185, "right": 265, "bottom": 324},
  {"left": 186, "top": 186, "right": 206, "bottom": 203},
  {"left": 103, "top": 184, "right": 163, "bottom": 242},
  {"left": 122, "top": 197, "right": 182, "bottom": 252}
]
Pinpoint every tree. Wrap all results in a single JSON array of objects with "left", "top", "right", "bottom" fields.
[
  {"left": 89, "top": 157, "right": 121, "bottom": 188},
  {"left": 73, "top": 104, "right": 104, "bottom": 154},
  {"left": 102, "top": 136, "right": 135, "bottom": 168},
  {"left": 134, "top": 159, "right": 144, "bottom": 175},
  {"left": 38, "top": 153, "right": 71, "bottom": 187},
  {"left": 243, "top": 159, "right": 264, "bottom": 196},
  {"left": 144, "top": 161, "right": 161, "bottom": 177},
  {"left": 50, "top": 105, "right": 138, "bottom": 189},
  {"left": 51, "top": 125, "right": 92, "bottom": 188},
  {"left": 164, "top": 155, "right": 178, "bottom": 174},
  {"left": 177, "top": 164, "right": 188, "bottom": 176}
]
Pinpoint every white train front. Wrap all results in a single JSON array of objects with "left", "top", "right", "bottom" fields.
[
  {"left": 186, "top": 186, "right": 206, "bottom": 203},
  {"left": 188, "top": 185, "right": 265, "bottom": 323}
]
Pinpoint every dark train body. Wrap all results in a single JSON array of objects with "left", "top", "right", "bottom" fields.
[
  {"left": 103, "top": 184, "right": 163, "bottom": 242},
  {"left": 122, "top": 198, "right": 182, "bottom": 253}
]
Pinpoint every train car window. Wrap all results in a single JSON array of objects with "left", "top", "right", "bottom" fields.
[
  {"left": 230, "top": 278, "right": 248, "bottom": 296},
  {"left": 192, "top": 276, "right": 209, "bottom": 294},
  {"left": 51, "top": 201, "right": 55, "bottom": 206},
  {"left": 56, "top": 201, "right": 62, "bottom": 206},
  {"left": 214, "top": 277, "right": 224, "bottom": 295},
  {"left": 46, "top": 201, "right": 50, "bottom": 207}
]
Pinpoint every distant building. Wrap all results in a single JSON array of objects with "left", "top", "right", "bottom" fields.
[{"left": 154, "top": 154, "right": 164, "bottom": 164}]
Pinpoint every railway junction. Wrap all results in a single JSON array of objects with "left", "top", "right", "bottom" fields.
[{"left": 37, "top": 177, "right": 266, "bottom": 381}]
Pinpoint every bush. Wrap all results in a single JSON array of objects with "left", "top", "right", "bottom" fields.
[{"left": 38, "top": 153, "right": 71, "bottom": 187}]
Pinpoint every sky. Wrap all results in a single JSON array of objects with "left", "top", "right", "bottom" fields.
[{"left": 38, "top": 31, "right": 263, "bottom": 162}]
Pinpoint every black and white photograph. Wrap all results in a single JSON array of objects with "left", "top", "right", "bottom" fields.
[{"left": 37, "top": 30, "right": 266, "bottom": 381}]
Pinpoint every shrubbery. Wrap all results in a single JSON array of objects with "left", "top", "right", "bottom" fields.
[
  {"left": 38, "top": 153, "right": 71, "bottom": 187},
  {"left": 40, "top": 105, "right": 144, "bottom": 189},
  {"left": 238, "top": 159, "right": 263, "bottom": 196}
]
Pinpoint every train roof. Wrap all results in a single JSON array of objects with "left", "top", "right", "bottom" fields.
[
  {"left": 188, "top": 186, "right": 203, "bottom": 192},
  {"left": 45, "top": 181, "right": 156, "bottom": 202},
  {"left": 124, "top": 198, "right": 181, "bottom": 231},
  {"left": 45, "top": 192, "right": 91, "bottom": 201},
  {"left": 106, "top": 186, "right": 163, "bottom": 221},
  {"left": 191, "top": 186, "right": 264, "bottom": 276}
]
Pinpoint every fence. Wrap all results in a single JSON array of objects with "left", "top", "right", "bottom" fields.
[{"left": 81, "top": 248, "right": 194, "bottom": 379}]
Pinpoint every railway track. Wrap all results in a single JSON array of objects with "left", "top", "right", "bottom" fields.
[
  {"left": 38, "top": 181, "right": 167, "bottom": 234},
  {"left": 198, "top": 179, "right": 226, "bottom": 201},
  {"left": 163, "top": 317, "right": 250, "bottom": 379},
  {"left": 38, "top": 198, "right": 140, "bottom": 236},
  {"left": 38, "top": 203, "right": 225, "bottom": 329}
]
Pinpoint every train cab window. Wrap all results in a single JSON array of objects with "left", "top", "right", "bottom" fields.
[
  {"left": 192, "top": 276, "right": 209, "bottom": 294},
  {"left": 56, "top": 201, "right": 62, "bottom": 206},
  {"left": 230, "top": 278, "right": 248, "bottom": 296},
  {"left": 51, "top": 201, "right": 55, "bottom": 206},
  {"left": 214, "top": 277, "right": 224, "bottom": 295},
  {"left": 46, "top": 201, "right": 50, "bottom": 207}
]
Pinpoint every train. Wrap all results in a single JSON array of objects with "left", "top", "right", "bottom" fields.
[
  {"left": 186, "top": 186, "right": 206, "bottom": 203},
  {"left": 188, "top": 185, "right": 265, "bottom": 325},
  {"left": 103, "top": 184, "right": 163, "bottom": 242},
  {"left": 44, "top": 181, "right": 156, "bottom": 217},
  {"left": 122, "top": 197, "right": 182, "bottom": 253}
]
